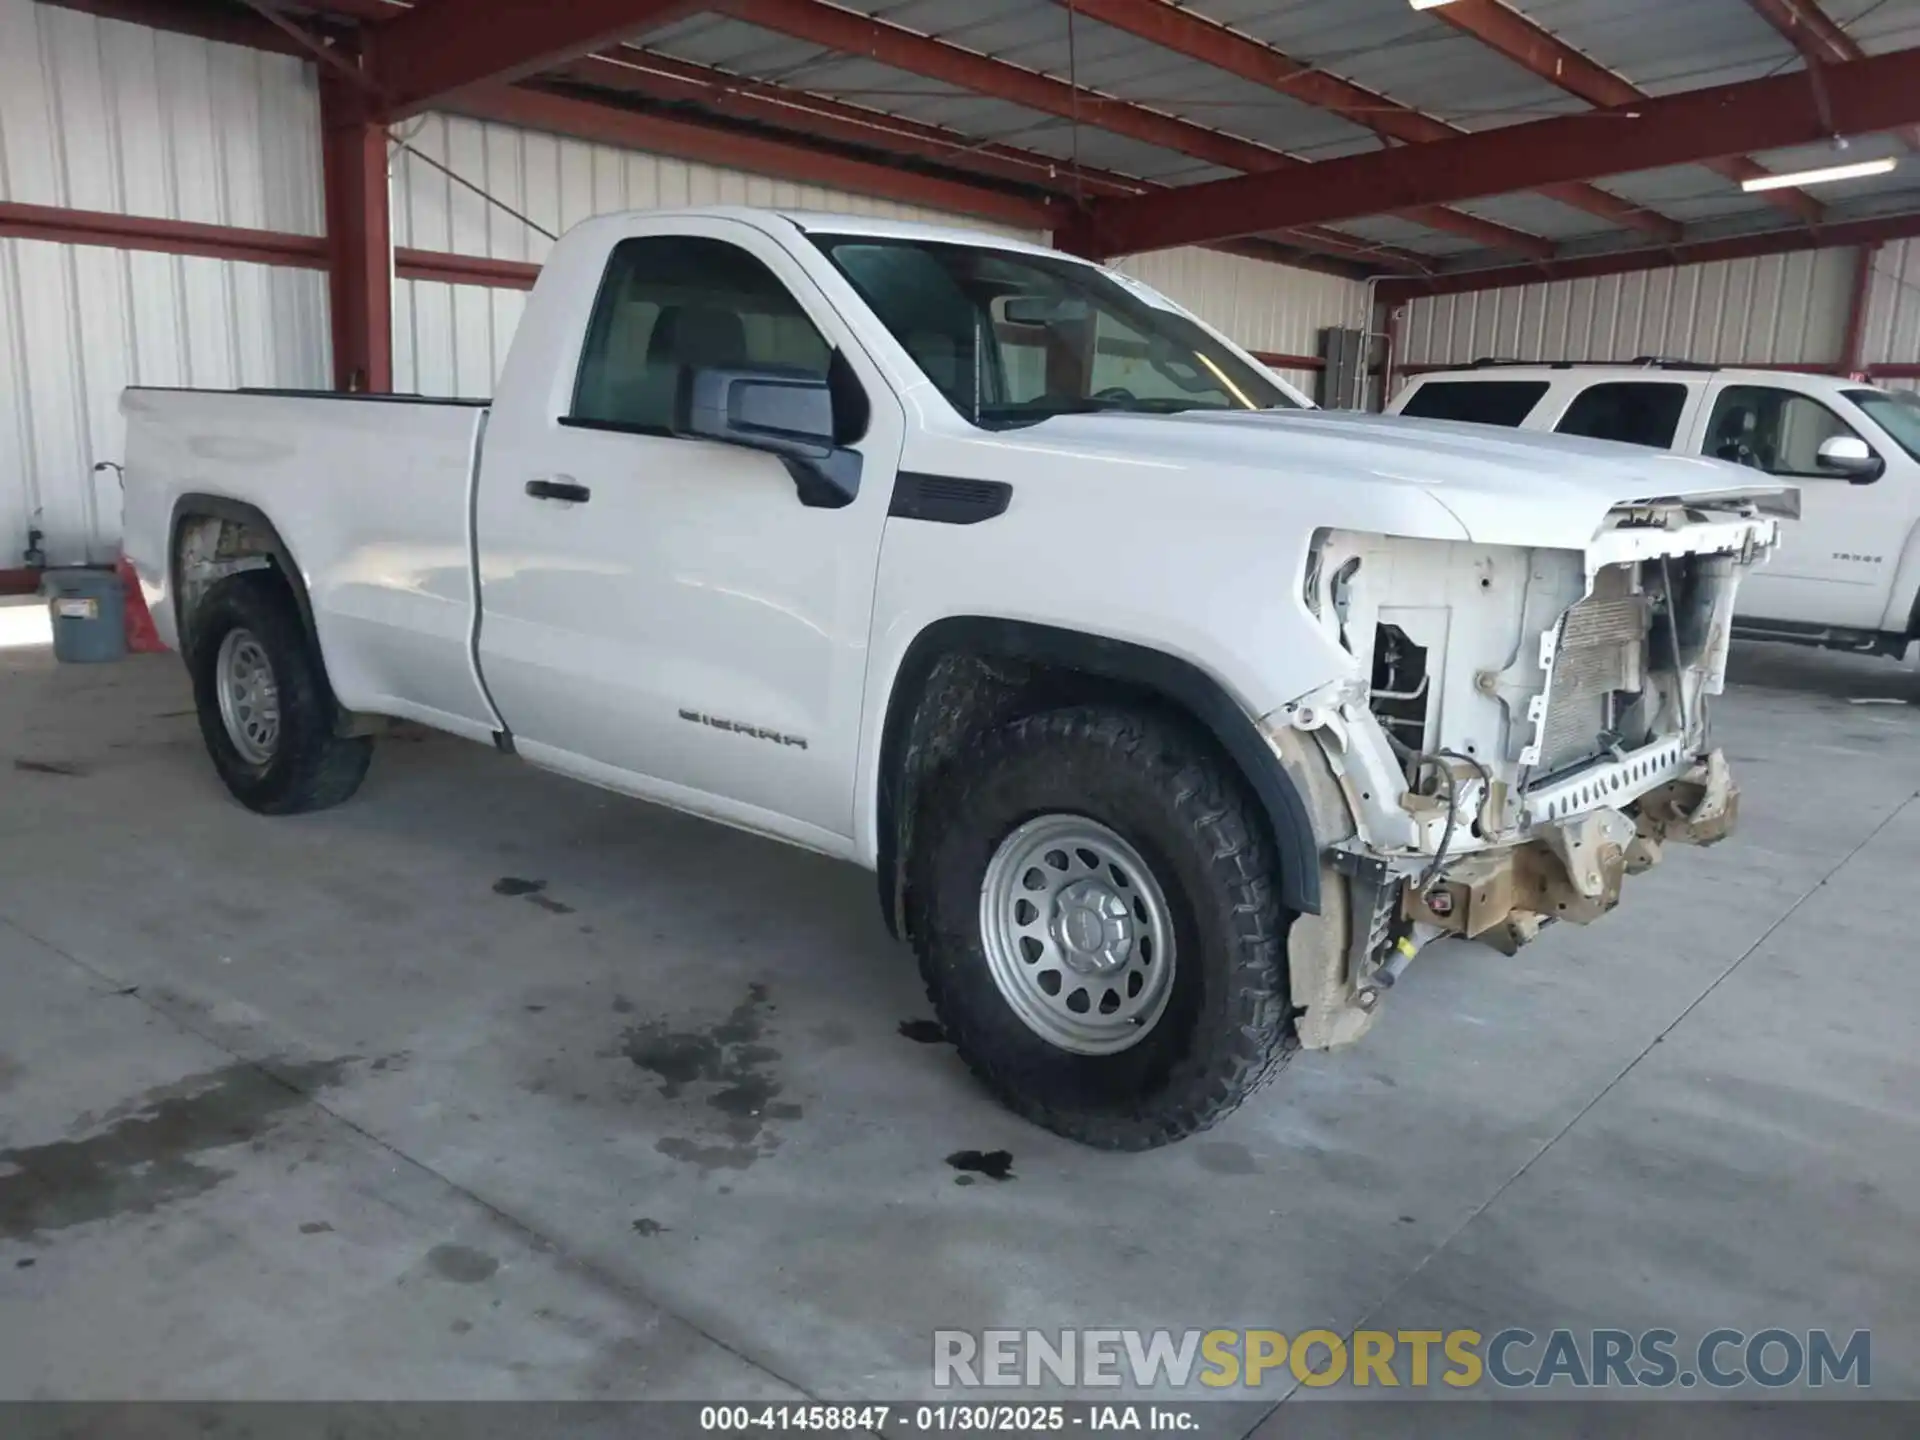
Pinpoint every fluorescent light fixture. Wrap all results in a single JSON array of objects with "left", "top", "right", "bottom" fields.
[
  {"left": 1743, "top": 157, "right": 1897, "bottom": 192},
  {"left": 1409, "top": 0, "right": 1459, "bottom": 8}
]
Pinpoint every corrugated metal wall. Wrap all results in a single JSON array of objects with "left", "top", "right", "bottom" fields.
[
  {"left": 388, "top": 110, "right": 1047, "bottom": 398},
  {"left": 3, "top": 0, "right": 1371, "bottom": 560},
  {"left": 0, "top": 0, "right": 326, "bottom": 564},
  {"left": 389, "top": 111, "right": 1366, "bottom": 399},
  {"left": 1, "top": 243, "right": 328, "bottom": 563},
  {"left": 1395, "top": 249, "right": 1856, "bottom": 384},
  {"left": 1861, "top": 239, "right": 1920, "bottom": 393},
  {"left": 1115, "top": 247, "right": 1365, "bottom": 396}
]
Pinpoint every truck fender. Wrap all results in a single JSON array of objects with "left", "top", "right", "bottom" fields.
[
  {"left": 873, "top": 617, "right": 1323, "bottom": 941},
  {"left": 167, "top": 494, "right": 319, "bottom": 657}
]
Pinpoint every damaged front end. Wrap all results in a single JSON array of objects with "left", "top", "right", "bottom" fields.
[{"left": 1270, "top": 493, "right": 1778, "bottom": 1046}]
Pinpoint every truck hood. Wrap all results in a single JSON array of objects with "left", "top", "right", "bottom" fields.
[{"left": 998, "top": 406, "right": 1794, "bottom": 548}]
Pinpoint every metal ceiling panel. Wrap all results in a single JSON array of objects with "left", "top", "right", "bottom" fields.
[
  {"left": 1506, "top": 0, "right": 1790, "bottom": 95},
  {"left": 645, "top": 15, "right": 1240, "bottom": 183},
  {"left": 1450, "top": 191, "right": 1620, "bottom": 242},
  {"left": 1186, "top": 0, "right": 1589, "bottom": 130},
  {"left": 1831, "top": 0, "right": 1920, "bottom": 53},
  {"left": 1329, "top": 213, "right": 1481, "bottom": 259}
]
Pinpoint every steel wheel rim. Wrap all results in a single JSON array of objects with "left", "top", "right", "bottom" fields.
[
  {"left": 979, "top": 814, "right": 1177, "bottom": 1055},
  {"left": 215, "top": 628, "right": 280, "bottom": 765}
]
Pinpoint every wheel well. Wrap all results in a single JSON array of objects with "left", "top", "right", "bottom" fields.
[
  {"left": 875, "top": 618, "right": 1322, "bottom": 942},
  {"left": 169, "top": 496, "right": 315, "bottom": 658}
]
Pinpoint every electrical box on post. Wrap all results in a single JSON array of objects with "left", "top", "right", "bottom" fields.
[{"left": 1317, "top": 326, "right": 1366, "bottom": 410}]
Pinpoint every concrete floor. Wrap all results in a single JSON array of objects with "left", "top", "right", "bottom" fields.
[{"left": 2, "top": 613, "right": 1919, "bottom": 1409}]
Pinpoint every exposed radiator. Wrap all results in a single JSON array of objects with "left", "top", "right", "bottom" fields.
[{"left": 1538, "top": 592, "right": 1649, "bottom": 774}]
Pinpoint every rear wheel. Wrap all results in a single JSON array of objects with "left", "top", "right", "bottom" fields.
[
  {"left": 908, "top": 706, "right": 1295, "bottom": 1150},
  {"left": 188, "top": 572, "right": 372, "bottom": 814}
]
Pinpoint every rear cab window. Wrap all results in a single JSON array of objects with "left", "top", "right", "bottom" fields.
[
  {"left": 1397, "top": 380, "right": 1549, "bottom": 427},
  {"left": 1552, "top": 381, "right": 1689, "bottom": 449}
]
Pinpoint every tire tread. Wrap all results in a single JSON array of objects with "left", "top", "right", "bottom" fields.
[
  {"left": 188, "top": 571, "right": 372, "bottom": 815},
  {"left": 909, "top": 705, "right": 1296, "bottom": 1150}
]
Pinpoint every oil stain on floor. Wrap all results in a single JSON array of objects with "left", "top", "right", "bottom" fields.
[
  {"left": 0, "top": 1058, "right": 350, "bottom": 1242},
  {"left": 492, "top": 876, "right": 575, "bottom": 915},
  {"left": 947, "top": 1149, "right": 1015, "bottom": 1183},
  {"left": 425, "top": 1243, "right": 500, "bottom": 1284},
  {"left": 620, "top": 983, "right": 800, "bottom": 1173}
]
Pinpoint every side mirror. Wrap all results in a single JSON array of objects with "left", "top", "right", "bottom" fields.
[
  {"left": 1816, "top": 434, "right": 1885, "bottom": 485},
  {"left": 674, "top": 367, "right": 862, "bottom": 508}
]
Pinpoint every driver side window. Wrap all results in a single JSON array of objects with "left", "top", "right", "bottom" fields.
[
  {"left": 569, "top": 236, "right": 831, "bottom": 434},
  {"left": 1701, "top": 385, "right": 1862, "bottom": 477}
]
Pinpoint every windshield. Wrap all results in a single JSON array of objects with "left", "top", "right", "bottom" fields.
[
  {"left": 1844, "top": 388, "right": 1920, "bottom": 462},
  {"left": 811, "top": 235, "right": 1294, "bottom": 429}
]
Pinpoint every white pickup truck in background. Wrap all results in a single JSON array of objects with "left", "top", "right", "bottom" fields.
[
  {"left": 123, "top": 208, "right": 1786, "bottom": 1149},
  {"left": 1390, "top": 361, "right": 1920, "bottom": 660}
]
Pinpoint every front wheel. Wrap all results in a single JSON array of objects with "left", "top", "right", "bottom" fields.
[
  {"left": 187, "top": 571, "right": 372, "bottom": 814},
  {"left": 908, "top": 706, "right": 1295, "bottom": 1149}
]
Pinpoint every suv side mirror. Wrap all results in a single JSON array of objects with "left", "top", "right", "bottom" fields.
[
  {"left": 674, "top": 366, "right": 862, "bottom": 508},
  {"left": 1816, "top": 434, "right": 1885, "bottom": 485}
]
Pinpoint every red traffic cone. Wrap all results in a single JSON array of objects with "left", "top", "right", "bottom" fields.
[{"left": 117, "top": 554, "right": 165, "bottom": 654}]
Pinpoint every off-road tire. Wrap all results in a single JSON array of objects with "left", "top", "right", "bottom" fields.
[
  {"left": 908, "top": 705, "right": 1295, "bottom": 1149},
  {"left": 187, "top": 571, "right": 372, "bottom": 814}
]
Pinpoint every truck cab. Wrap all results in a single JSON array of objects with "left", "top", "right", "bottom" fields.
[{"left": 1389, "top": 361, "right": 1920, "bottom": 655}]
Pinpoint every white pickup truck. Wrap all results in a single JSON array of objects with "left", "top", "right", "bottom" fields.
[{"left": 123, "top": 208, "right": 1787, "bottom": 1149}]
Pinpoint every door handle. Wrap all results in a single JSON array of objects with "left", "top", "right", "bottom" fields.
[{"left": 526, "top": 478, "right": 591, "bottom": 503}]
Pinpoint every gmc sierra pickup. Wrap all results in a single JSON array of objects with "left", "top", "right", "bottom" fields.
[{"left": 122, "top": 207, "right": 1789, "bottom": 1149}]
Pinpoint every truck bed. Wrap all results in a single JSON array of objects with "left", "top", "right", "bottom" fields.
[{"left": 121, "top": 387, "right": 500, "bottom": 741}]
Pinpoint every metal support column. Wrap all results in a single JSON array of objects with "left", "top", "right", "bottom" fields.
[
  {"left": 320, "top": 72, "right": 392, "bottom": 393},
  {"left": 1841, "top": 242, "right": 1882, "bottom": 380}
]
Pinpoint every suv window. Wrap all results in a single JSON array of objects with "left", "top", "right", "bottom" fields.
[
  {"left": 1702, "top": 385, "right": 1865, "bottom": 477},
  {"left": 570, "top": 236, "right": 831, "bottom": 433},
  {"left": 1398, "top": 380, "right": 1549, "bottom": 427},
  {"left": 1554, "top": 381, "right": 1688, "bottom": 449},
  {"left": 1844, "top": 388, "right": 1920, "bottom": 462}
]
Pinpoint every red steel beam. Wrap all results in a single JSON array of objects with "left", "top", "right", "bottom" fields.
[
  {"left": 395, "top": 248, "right": 541, "bottom": 288},
  {"left": 713, "top": 0, "right": 1555, "bottom": 259},
  {"left": 47, "top": 0, "right": 1425, "bottom": 275},
  {"left": 1376, "top": 210, "right": 1920, "bottom": 305},
  {"left": 0, "top": 200, "right": 327, "bottom": 267},
  {"left": 1074, "top": 48, "right": 1920, "bottom": 257},
  {"left": 552, "top": 48, "right": 1432, "bottom": 274},
  {"left": 365, "top": 0, "right": 705, "bottom": 118},
  {"left": 320, "top": 73, "right": 393, "bottom": 392},
  {"left": 1748, "top": 0, "right": 1871, "bottom": 64},
  {"left": 1424, "top": 0, "right": 1822, "bottom": 223},
  {"left": 1062, "top": 0, "right": 1679, "bottom": 242},
  {"left": 1840, "top": 242, "right": 1882, "bottom": 374},
  {"left": 449, "top": 82, "right": 1067, "bottom": 232},
  {"left": 1250, "top": 351, "right": 1325, "bottom": 372},
  {"left": 1746, "top": 0, "right": 1920, "bottom": 150},
  {"left": 554, "top": 46, "right": 1145, "bottom": 202}
]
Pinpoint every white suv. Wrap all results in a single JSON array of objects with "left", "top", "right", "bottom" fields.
[{"left": 1389, "top": 362, "right": 1920, "bottom": 657}]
